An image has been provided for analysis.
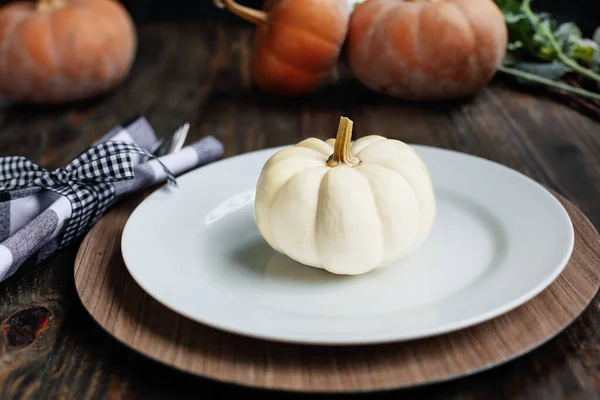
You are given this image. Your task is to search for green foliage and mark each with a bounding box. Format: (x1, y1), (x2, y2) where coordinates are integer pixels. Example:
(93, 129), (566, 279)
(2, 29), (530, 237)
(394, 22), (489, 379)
(494, 0), (600, 100)
(496, 0), (599, 70)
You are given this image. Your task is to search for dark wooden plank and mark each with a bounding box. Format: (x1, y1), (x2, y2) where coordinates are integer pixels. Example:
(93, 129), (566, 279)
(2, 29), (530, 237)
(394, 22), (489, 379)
(0, 246), (79, 399)
(0, 12), (597, 400)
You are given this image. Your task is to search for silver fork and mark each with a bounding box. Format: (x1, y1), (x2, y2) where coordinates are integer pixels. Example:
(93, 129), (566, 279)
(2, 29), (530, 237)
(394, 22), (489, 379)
(150, 123), (190, 157)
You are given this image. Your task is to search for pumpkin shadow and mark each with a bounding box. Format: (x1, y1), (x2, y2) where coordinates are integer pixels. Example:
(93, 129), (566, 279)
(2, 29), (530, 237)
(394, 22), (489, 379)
(228, 237), (350, 286)
(245, 75), (476, 115)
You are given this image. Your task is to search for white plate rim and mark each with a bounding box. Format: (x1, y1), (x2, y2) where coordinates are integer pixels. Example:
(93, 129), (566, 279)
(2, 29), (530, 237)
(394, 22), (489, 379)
(121, 144), (575, 346)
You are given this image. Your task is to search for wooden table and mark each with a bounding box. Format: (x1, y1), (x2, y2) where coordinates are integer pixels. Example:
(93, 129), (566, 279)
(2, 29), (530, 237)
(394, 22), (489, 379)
(0, 17), (599, 399)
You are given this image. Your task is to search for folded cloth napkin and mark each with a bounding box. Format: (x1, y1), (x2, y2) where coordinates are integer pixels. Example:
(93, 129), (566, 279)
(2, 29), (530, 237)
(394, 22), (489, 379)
(0, 116), (224, 283)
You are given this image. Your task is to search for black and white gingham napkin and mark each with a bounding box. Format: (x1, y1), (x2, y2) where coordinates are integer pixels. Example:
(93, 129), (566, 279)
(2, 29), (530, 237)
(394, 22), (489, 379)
(0, 116), (224, 282)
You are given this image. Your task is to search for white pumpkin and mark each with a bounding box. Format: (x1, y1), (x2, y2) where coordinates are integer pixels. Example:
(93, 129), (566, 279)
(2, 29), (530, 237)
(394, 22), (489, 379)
(254, 117), (436, 275)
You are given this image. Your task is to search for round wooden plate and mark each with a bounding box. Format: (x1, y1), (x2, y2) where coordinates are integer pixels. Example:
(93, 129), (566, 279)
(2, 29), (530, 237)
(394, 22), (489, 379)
(74, 191), (600, 393)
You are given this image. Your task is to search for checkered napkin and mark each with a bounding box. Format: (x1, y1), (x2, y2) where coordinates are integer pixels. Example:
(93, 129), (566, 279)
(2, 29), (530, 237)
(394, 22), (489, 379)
(0, 116), (224, 283)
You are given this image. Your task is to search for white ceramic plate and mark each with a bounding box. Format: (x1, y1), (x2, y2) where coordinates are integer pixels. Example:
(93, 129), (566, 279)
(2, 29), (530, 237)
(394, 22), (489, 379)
(121, 145), (574, 345)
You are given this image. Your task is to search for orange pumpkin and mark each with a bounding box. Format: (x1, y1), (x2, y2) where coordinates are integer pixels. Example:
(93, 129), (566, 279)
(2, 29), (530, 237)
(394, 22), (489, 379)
(347, 0), (508, 100)
(0, 0), (137, 104)
(215, 0), (353, 96)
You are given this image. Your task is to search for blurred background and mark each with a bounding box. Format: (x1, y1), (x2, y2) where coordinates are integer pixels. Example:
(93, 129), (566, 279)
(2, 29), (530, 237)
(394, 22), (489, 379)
(0, 0), (599, 160)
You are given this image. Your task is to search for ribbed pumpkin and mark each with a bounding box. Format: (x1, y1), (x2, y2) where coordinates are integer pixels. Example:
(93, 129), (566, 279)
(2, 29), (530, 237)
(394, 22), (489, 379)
(347, 0), (508, 100)
(215, 0), (353, 96)
(0, 0), (137, 104)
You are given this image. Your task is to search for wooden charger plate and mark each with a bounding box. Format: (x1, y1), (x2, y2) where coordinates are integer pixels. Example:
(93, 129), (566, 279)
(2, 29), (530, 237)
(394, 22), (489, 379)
(74, 191), (600, 393)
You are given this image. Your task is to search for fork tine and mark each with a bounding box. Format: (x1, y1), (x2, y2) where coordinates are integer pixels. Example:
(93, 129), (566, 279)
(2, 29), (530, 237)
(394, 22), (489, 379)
(168, 123), (190, 154)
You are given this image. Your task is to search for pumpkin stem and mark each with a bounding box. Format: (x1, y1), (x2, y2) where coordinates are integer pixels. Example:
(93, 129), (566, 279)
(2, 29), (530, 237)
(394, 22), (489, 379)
(36, 0), (67, 12)
(327, 117), (361, 168)
(213, 0), (268, 26)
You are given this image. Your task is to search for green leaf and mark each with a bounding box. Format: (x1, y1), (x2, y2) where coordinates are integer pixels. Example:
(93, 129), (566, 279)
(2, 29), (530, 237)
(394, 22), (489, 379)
(507, 41), (524, 52)
(494, 0), (521, 14)
(550, 22), (599, 65)
(512, 61), (569, 83)
(570, 39), (599, 64)
(504, 12), (527, 24)
(495, 0), (541, 59)
(553, 22), (582, 46)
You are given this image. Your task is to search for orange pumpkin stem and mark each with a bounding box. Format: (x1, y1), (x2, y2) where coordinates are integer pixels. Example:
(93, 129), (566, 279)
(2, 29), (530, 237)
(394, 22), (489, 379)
(36, 0), (67, 12)
(327, 117), (360, 168)
(213, 0), (268, 26)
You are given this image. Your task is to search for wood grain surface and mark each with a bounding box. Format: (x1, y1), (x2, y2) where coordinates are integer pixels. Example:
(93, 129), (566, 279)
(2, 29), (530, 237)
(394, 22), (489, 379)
(0, 14), (599, 399)
(73, 191), (600, 393)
